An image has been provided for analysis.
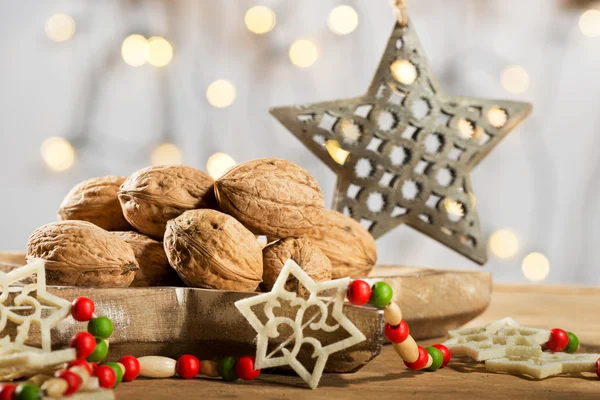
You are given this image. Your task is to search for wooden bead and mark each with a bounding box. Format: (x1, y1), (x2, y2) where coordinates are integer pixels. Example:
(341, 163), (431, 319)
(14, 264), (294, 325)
(117, 363), (126, 375)
(200, 360), (220, 377)
(138, 356), (177, 378)
(383, 302), (402, 326)
(41, 378), (68, 398)
(68, 366), (90, 387)
(392, 334), (419, 363)
(424, 354), (433, 369)
(27, 374), (52, 386)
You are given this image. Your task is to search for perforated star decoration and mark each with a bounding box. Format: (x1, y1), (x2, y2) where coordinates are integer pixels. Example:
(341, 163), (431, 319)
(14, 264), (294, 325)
(271, 19), (532, 264)
(235, 259), (366, 389)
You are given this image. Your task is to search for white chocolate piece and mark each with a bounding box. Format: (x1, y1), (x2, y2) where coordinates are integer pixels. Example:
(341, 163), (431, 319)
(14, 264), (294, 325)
(235, 259), (366, 389)
(424, 354), (433, 369)
(393, 335), (419, 363)
(200, 360), (220, 377)
(138, 356), (177, 378)
(486, 352), (600, 379)
(383, 302), (402, 326)
(41, 377), (69, 398)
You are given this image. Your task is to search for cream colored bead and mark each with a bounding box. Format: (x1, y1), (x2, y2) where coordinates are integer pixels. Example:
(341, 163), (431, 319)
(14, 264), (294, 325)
(69, 365), (90, 387)
(383, 302), (403, 326)
(28, 374), (52, 386)
(424, 354), (433, 369)
(392, 335), (419, 363)
(200, 360), (220, 377)
(41, 378), (68, 398)
(117, 362), (126, 375)
(138, 356), (177, 378)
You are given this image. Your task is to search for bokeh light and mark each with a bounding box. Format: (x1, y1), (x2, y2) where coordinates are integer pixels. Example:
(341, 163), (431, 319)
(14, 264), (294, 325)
(147, 37), (173, 67)
(207, 152), (237, 179)
(206, 80), (236, 108)
(487, 107), (508, 128)
(522, 252), (550, 282)
(289, 40), (318, 68)
(390, 60), (417, 85)
(245, 6), (276, 34)
(327, 5), (359, 35)
(501, 65), (530, 94)
(40, 137), (75, 172)
(579, 9), (600, 37)
(457, 118), (474, 139)
(151, 143), (182, 165)
(325, 140), (349, 165)
(121, 34), (149, 67)
(488, 229), (519, 259)
(45, 13), (76, 42)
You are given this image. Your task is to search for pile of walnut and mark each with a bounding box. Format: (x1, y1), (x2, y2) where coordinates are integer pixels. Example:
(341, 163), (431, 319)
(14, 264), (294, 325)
(26, 158), (377, 292)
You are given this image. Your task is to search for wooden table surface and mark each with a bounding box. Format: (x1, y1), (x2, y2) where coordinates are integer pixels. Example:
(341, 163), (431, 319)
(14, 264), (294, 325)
(116, 284), (600, 399)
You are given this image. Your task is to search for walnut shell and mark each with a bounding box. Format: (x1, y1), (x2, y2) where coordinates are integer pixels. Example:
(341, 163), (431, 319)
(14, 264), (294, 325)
(26, 221), (139, 287)
(305, 209), (377, 278)
(262, 237), (332, 295)
(111, 231), (183, 287)
(164, 209), (262, 291)
(58, 176), (133, 231)
(214, 158), (325, 238)
(118, 165), (216, 239)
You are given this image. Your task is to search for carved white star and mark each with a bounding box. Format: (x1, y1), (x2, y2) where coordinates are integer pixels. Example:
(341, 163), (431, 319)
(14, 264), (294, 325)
(235, 259), (366, 389)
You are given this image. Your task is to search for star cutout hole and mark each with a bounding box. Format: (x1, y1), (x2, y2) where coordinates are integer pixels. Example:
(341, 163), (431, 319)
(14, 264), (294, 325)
(401, 179), (421, 201)
(411, 98), (431, 120)
(366, 137), (383, 153)
(354, 158), (373, 178)
(354, 104), (373, 118)
(424, 133), (445, 154)
(448, 145), (465, 161)
(436, 167), (455, 187)
(366, 192), (385, 213)
(377, 110), (398, 132)
(346, 183), (361, 199)
(391, 206), (408, 217)
(318, 113), (338, 132)
(379, 171), (397, 187)
(389, 145), (410, 166)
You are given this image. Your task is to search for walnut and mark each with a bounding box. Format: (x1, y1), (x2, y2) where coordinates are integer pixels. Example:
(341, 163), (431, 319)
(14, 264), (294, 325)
(214, 158), (325, 238)
(58, 176), (132, 231)
(118, 165), (216, 239)
(111, 231), (183, 287)
(164, 209), (262, 291)
(305, 209), (377, 278)
(26, 221), (139, 287)
(262, 237), (332, 295)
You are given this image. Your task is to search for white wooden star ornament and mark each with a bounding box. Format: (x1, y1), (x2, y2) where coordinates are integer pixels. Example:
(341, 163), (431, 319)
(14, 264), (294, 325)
(235, 259), (366, 389)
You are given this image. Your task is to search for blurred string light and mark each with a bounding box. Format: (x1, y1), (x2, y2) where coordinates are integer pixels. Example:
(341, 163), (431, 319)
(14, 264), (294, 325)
(488, 229), (519, 259)
(206, 80), (236, 108)
(147, 37), (173, 67)
(289, 39), (318, 68)
(245, 6), (276, 34)
(457, 118), (474, 139)
(501, 65), (530, 94)
(443, 198), (464, 220)
(45, 13), (76, 42)
(122, 34), (150, 67)
(487, 107), (508, 128)
(522, 252), (550, 282)
(151, 143), (182, 165)
(579, 9), (600, 37)
(325, 140), (349, 165)
(327, 5), (359, 35)
(40, 137), (75, 172)
(206, 152), (236, 179)
(390, 60), (417, 85)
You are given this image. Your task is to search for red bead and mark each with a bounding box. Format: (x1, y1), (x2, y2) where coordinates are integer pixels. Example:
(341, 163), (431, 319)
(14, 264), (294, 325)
(71, 297), (95, 322)
(69, 331), (96, 358)
(404, 346), (430, 371)
(0, 384), (16, 400)
(68, 359), (92, 375)
(94, 365), (116, 389)
(176, 355), (200, 379)
(596, 358), (600, 378)
(384, 321), (410, 343)
(546, 328), (569, 352)
(55, 370), (82, 395)
(90, 362), (98, 373)
(347, 280), (371, 306)
(235, 355), (260, 380)
(432, 344), (451, 367)
(119, 356), (141, 382)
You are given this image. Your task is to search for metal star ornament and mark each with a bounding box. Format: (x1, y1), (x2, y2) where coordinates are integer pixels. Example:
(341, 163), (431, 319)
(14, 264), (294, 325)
(271, 19), (532, 264)
(235, 259), (366, 389)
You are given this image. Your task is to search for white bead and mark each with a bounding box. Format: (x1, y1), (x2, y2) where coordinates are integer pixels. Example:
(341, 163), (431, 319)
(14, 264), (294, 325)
(424, 353), (433, 369)
(383, 302), (402, 326)
(393, 335), (419, 363)
(138, 356), (177, 378)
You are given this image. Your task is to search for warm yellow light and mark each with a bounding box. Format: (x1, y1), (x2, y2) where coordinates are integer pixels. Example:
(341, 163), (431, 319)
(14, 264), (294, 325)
(206, 80), (236, 108)
(444, 198), (464, 220)
(147, 36), (173, 67)
(579, 9), (600, 37)
(327, 5), (359, 35)
(390, 60), (417, 85)
(487, 107), (508, 128)
(341, 120), (360, 141)
(40, 137), (75, 172)
(206, 152), (237, 179)
(245, 6), (276, 34)
(151, 143), (182, 165)
(45, 13), (76, 42)
(501, 65), (530, 94)
(325, 140), (350, 165)
(289, 40), (318, 68)
(121, 34), (149, 67)
(457, 118), (474, 139)
(522, 252), (550, 282)
(488, 230), (519, 259)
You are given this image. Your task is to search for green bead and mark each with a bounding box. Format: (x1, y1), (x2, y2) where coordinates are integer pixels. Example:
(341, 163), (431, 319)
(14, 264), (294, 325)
(218, 356), (239, 382)
(564, 332), (579, 354)
(104, 362), (124, 386)
(88, 316), (114, 339)
(87, 337), (109, 362)
(15, 383), (42, 400)
(425, 347), (444, 371)
(370, 282), (394, 308)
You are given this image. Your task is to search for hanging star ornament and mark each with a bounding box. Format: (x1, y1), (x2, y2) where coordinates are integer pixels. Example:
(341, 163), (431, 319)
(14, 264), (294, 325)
(235, 259), (366, 389)
(270, 19), (532, 264)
